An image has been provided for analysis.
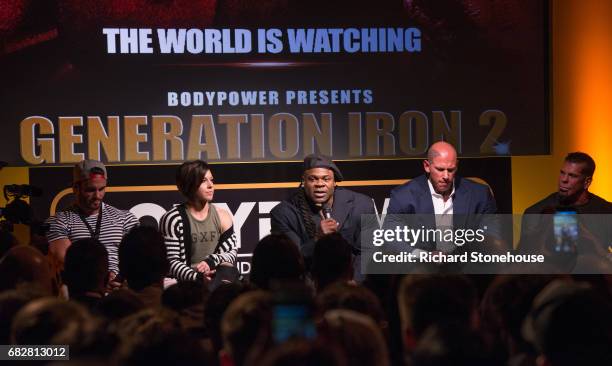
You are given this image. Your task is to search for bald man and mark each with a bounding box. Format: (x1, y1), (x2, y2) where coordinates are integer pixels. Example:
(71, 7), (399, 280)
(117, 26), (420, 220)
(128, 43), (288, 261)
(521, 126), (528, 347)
(386, 142), (497, 254)
(388, 141), (496, 214)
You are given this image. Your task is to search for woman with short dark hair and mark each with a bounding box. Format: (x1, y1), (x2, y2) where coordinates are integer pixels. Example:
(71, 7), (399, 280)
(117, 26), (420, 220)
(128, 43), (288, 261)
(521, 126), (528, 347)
(160, 160), (237, 283)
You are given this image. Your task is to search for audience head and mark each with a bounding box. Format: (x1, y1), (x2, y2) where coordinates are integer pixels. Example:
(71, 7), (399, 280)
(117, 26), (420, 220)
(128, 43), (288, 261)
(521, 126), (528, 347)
(162, 280), (208, 332)
(318, 309), (389, 366)
(11, 297), (96, 349)
(113, 307), (209, 365)
(97, 289), (145, 322)
(114, 307), (181, 343)
(204, 282), (252, 357)
(0, 288), (46, 344)
(221, 290), (273, 366)
(411, 322), (490, 366)
(260, 339), (347, 366)
(119, 226), (169, 291)
(162, 280), (207, 311)
(250, 234), (305, 290)
(311, 233), (353, 292)
(0, 245), (58, 295)
(316, 282), (386, 328)
(480, 275), (556, 360)
(64, 238), (109, 297)
(522, 280), (612, 366)
(117, 328), (210, 366)
(397, 274), (478, 351)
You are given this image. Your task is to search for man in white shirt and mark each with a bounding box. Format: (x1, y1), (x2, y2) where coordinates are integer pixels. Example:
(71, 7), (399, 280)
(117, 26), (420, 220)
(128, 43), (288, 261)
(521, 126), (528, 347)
(387, 141), (497, 254)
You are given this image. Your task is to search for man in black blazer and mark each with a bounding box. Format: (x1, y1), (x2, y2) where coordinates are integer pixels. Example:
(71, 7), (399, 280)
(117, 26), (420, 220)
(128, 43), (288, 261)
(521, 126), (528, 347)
(388, 141), (496, 215)
(386, 141), (497, 255)
(270, 154), (375, 279)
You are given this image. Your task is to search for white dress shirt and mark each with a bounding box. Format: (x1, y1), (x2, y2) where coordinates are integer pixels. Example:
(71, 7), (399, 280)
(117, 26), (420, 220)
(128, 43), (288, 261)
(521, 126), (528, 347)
(428, 179), (456, 253)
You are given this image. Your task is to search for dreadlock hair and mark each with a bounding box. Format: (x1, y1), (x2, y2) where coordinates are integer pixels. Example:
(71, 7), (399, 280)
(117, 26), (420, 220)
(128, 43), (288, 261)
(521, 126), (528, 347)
(291, 186), (317, 240)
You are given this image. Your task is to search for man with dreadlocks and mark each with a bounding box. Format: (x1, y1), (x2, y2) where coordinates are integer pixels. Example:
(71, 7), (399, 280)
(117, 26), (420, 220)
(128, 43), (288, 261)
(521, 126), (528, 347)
(270, 154), (375, 280)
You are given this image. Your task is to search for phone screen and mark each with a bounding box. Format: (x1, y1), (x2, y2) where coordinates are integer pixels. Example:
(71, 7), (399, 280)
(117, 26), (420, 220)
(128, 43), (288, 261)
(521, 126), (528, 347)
(271, 282), (316, 344)
(553, 209), (578, 253)
(272, 304), (316, 343)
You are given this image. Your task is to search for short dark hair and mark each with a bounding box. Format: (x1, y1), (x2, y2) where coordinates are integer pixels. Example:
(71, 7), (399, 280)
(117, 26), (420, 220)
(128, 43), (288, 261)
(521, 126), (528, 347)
(311, 234), (353, 291)
(564, 152), (595, 177)
(412, 323), (489, 366)
(204, 283), (252, 357)
(222, 290), (274, 366)
(119, 226), (169, 291)
(175, 160), (210, 201)
(64, 238), (108, 295)
(398, 274), (477, 338)
(525, 282), (612, 366)
(250, 234), (305, 290)
(316, 283), (386, 326)
(162, 281), (208, 312)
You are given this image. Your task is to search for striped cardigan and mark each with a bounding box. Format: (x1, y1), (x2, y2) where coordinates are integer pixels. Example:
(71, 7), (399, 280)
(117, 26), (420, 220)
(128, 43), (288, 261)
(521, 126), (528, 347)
(159, 204), (238, 282)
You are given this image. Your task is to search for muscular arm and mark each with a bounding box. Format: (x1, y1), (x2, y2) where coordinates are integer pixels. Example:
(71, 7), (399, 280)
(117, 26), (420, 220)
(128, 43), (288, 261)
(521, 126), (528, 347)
(46, 213), (72, 270)
(48, 238), (71, 269)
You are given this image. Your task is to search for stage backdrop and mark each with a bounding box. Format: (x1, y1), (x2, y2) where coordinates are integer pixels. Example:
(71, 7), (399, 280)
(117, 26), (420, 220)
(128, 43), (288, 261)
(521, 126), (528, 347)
(2, 1), (545, 270)
(2, 0), (549, 165)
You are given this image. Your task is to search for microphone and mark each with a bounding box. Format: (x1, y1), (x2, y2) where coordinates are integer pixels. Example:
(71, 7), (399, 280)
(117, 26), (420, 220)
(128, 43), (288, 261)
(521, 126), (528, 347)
(322, 205), (332, 220)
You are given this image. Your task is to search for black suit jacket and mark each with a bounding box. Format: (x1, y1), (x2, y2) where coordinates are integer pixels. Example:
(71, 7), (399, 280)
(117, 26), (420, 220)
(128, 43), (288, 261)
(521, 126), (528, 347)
(385, 175), (497, 252)
(270, 187), (375, 257)
(387, 174), (497, 215)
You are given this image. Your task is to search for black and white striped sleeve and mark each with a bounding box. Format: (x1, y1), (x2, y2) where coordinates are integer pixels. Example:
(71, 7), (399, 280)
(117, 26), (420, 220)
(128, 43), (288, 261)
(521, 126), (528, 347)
(159, 208), (199, 282)
(204, 226), (238, 269)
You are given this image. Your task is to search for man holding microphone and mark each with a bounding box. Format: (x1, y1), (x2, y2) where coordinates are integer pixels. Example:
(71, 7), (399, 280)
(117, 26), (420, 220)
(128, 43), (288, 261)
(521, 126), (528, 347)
(271, 154), (374, 280)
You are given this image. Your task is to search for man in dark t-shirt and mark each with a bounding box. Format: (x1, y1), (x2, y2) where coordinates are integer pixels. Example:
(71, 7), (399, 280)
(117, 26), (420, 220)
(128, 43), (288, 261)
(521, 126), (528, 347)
(520, 152), (611, 264)
(523, 152), (611, 215)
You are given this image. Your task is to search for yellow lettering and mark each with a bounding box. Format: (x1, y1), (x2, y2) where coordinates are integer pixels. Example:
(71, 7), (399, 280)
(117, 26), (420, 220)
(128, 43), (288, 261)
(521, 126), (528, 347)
(59, 117), (84, 163)
(20, 116), (55, 164)
(269, 113), (299, 159)
(303, 113), (332, 156)
(124, 116), (149, 161)
(87, 116), (120, 162)
(187, 115), (220, 160)
(152, 115), (184, 161)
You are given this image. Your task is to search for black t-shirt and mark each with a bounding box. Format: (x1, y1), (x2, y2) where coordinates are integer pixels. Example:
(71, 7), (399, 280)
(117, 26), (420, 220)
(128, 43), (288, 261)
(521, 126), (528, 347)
(521, 193), (612, 261)
(524, 192), (612, 214)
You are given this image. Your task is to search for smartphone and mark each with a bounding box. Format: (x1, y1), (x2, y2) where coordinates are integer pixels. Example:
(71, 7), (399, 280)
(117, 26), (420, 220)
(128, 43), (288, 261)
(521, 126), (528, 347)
(553, 209), (578, 254)
(271, 281), (316, 344)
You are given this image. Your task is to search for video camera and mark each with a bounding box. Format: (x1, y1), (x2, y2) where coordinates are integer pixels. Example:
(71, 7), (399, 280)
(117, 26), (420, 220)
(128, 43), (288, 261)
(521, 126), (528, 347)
(0, 162), (43, 232)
